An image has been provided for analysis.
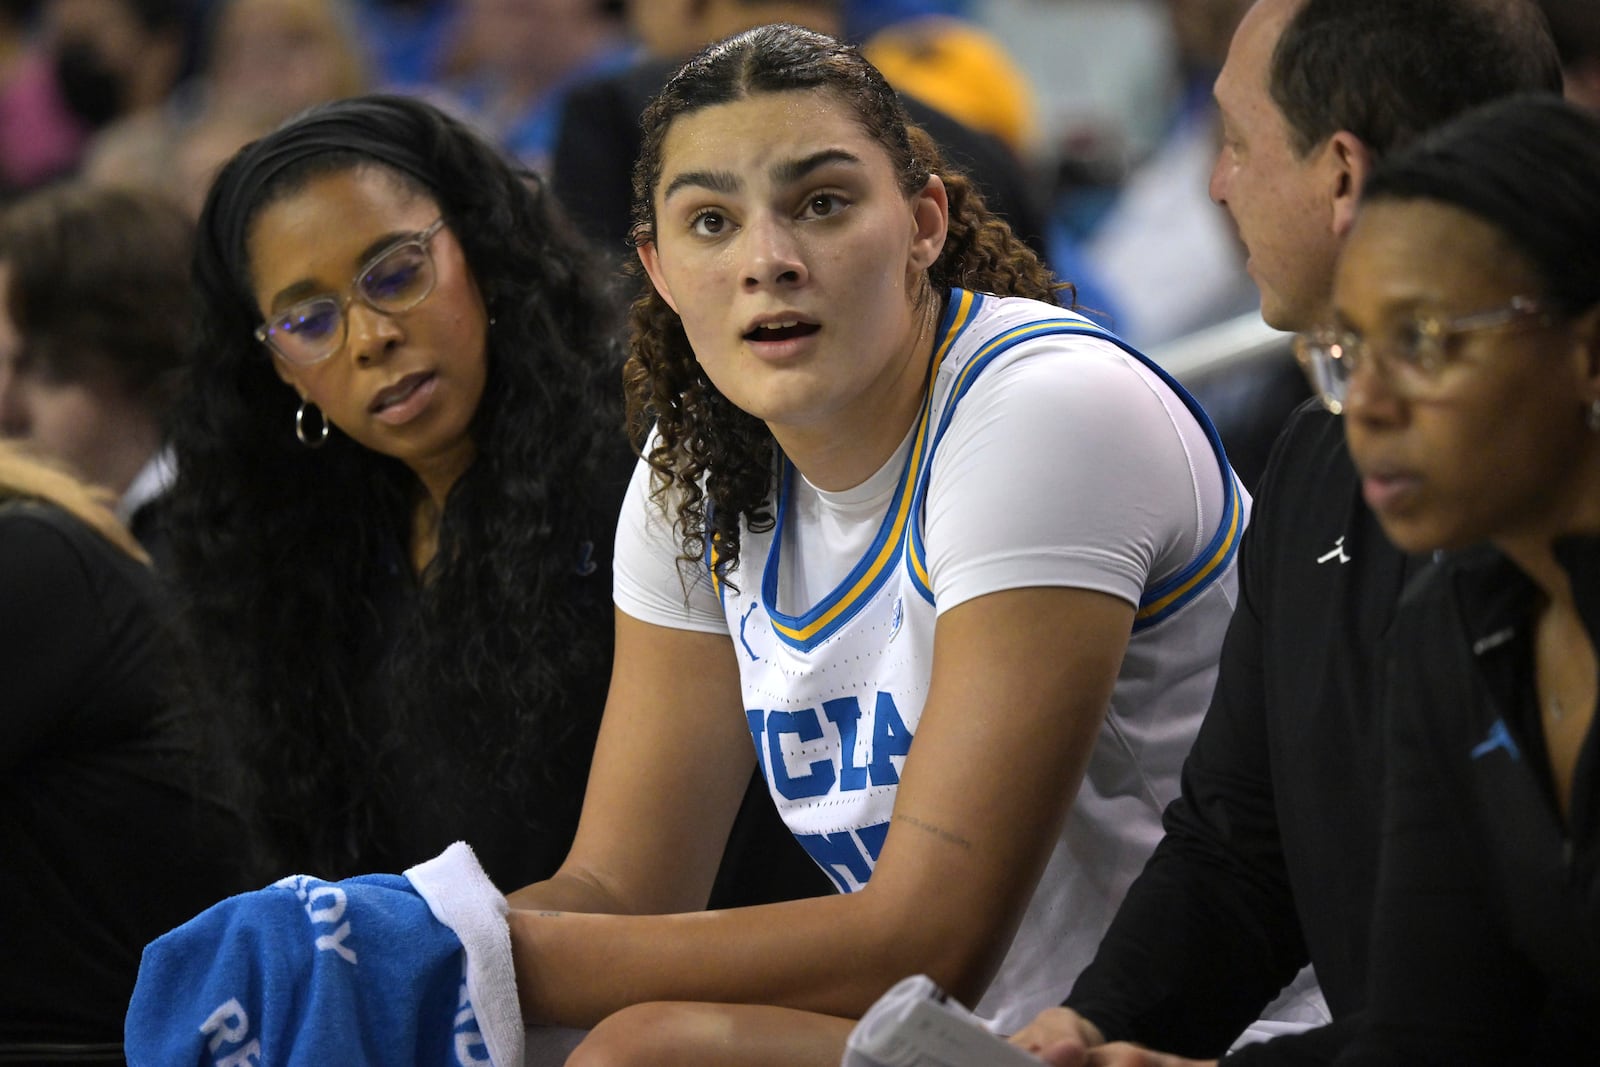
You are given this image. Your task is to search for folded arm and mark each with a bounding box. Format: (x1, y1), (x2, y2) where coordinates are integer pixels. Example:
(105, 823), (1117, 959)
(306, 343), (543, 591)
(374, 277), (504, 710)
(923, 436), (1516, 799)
(509, 587), (1132, 1027)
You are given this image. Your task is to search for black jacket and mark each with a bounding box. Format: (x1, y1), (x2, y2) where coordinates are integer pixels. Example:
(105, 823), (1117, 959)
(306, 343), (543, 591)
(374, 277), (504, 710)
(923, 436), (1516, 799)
(1337, 538), (1600, 1065)
(0, 501), (251, 1050)
(1064, 400), (1423, 1065)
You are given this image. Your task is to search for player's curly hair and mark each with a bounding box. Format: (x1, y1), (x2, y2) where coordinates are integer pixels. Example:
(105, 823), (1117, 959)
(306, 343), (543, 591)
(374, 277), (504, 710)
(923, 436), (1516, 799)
(167, 95), (629, 881)
(623, 24), (1068, 584)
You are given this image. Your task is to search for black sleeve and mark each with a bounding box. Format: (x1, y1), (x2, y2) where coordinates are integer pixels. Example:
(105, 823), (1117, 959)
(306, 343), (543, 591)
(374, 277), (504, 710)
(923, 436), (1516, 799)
(1063, 423), (1316, 1059)
(0, 508), (115, 773)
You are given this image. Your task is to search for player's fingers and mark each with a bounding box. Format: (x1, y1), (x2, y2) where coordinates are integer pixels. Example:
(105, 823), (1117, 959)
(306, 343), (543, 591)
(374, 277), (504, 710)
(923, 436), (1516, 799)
(1009, 1007), (1098, 1052)
(1085, 1043), (1210, 1067)
(1032, 1038), (1094, 1067)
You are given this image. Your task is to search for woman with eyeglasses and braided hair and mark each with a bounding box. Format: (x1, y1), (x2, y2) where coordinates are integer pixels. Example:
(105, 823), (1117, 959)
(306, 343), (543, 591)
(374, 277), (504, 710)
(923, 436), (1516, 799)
(1315, 94), (1600, 1065)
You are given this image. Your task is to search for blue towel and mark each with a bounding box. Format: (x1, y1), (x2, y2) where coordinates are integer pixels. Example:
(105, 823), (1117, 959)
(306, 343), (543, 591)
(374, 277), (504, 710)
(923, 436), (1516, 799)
(125, 842), (523, 1066)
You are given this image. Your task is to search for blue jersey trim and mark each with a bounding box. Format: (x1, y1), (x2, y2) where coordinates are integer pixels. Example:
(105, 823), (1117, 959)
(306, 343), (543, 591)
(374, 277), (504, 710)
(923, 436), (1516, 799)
(719, 287), (1239, 646)
(901, 301), (1241, 632)
(758, 288), (980, 653)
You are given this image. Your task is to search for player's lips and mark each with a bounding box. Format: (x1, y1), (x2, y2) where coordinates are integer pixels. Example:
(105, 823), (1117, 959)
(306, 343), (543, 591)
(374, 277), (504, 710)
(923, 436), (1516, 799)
(369, 370), (437, 423)
(742, 313), (820, 343)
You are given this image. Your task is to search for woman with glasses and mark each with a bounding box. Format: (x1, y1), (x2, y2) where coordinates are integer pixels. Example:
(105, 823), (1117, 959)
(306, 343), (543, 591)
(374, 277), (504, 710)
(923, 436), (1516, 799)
(161, 94), (632, 889)
(1310, 94), (1600, 1064)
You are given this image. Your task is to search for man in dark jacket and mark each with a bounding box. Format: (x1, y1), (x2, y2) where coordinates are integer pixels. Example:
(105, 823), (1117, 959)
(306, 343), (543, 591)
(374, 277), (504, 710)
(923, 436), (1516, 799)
(1010, 2), (1563, 1065)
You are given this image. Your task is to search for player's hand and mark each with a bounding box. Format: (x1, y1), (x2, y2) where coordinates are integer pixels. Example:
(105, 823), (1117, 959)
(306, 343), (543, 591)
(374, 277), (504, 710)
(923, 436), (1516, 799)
(1009, 1006), (1105, 1064)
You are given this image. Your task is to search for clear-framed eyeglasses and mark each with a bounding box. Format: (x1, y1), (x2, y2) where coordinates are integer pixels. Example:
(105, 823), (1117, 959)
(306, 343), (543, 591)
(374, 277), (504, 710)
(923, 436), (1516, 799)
(1293, 296), (1553, 414)
(255, 218), (447, 366)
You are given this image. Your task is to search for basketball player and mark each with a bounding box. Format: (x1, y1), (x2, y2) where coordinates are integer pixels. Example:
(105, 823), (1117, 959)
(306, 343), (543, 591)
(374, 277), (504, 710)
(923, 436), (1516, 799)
(506, 24), (1247, 1065)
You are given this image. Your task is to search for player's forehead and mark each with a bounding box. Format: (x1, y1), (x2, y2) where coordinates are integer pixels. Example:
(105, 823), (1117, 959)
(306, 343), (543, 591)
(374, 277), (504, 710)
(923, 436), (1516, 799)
(656, 91), (890, 197)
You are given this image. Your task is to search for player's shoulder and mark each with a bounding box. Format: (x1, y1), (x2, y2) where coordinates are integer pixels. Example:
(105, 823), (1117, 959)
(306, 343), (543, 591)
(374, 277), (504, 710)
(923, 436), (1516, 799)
(941, 290), (1130, 374)
(960, 289), (1100, 334)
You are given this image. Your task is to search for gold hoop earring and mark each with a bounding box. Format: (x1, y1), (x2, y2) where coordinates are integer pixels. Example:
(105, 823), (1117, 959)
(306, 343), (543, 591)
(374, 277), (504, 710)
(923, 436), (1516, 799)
(296, 400), (330, 448)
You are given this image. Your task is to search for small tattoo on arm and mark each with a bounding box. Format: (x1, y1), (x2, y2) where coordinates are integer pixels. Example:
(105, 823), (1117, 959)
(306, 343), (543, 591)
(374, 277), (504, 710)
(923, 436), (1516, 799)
(536, 911), (565, 918)
(893, 813), (973, 851)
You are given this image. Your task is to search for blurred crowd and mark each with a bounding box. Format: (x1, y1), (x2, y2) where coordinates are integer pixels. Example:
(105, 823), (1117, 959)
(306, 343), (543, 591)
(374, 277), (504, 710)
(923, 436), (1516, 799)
(1, 0), (1592, 358)
(2, 0), (1593, 465)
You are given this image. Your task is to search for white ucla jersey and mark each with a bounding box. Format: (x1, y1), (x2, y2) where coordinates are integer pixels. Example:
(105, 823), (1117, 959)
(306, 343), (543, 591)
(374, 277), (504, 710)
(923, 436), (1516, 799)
(708, 289), (1246, 1033)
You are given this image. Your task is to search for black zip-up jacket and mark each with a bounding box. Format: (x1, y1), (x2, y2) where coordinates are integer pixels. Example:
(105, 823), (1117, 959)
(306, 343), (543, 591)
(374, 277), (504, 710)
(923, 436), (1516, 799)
(1, 501), (252, 1053)
(1064, 400), (1422, 1065)
(1336, 538), (1600, 1065)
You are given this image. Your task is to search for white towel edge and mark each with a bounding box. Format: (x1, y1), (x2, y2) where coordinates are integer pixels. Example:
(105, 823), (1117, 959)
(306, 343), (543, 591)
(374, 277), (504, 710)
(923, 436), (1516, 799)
(406, 841), (525, 1067)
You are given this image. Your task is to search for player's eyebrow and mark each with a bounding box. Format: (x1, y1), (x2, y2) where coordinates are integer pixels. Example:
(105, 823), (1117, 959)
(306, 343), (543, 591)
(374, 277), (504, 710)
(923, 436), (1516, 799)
(772, 149), (863, 187)
(661, 149), (864, 202)
(662, 168), (740, 202)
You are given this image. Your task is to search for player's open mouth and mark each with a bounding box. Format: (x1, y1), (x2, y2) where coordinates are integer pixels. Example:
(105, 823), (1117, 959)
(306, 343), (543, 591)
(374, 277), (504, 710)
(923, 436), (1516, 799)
(744, 320), (820, 342)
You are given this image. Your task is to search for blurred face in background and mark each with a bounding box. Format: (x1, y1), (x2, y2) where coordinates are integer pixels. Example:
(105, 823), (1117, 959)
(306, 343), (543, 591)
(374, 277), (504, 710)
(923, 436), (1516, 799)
(626, 0), (700, 59)
(455, 0), (610, 85)
(45, 0), (184, 124)
(171, 1), (369, 219)
(206, 0), (367, 123)
(0, 263), (161, 498)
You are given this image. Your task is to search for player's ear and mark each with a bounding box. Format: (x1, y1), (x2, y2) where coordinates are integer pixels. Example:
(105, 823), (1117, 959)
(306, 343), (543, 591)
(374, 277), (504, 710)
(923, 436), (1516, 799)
(636, 238), (680, 315)
(908, 174), (948, 273)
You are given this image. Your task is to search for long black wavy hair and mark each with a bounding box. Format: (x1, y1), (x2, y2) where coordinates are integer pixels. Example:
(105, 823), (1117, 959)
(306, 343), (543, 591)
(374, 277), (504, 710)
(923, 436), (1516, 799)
(623, 24), (1068, 583)
(167, 94), (628, 879)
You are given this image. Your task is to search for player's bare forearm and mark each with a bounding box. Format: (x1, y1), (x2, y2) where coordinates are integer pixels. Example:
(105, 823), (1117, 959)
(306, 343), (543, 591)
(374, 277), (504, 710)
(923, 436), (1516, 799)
(510, 589), (1132, 1027)
(511, 884), (951, 1026)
